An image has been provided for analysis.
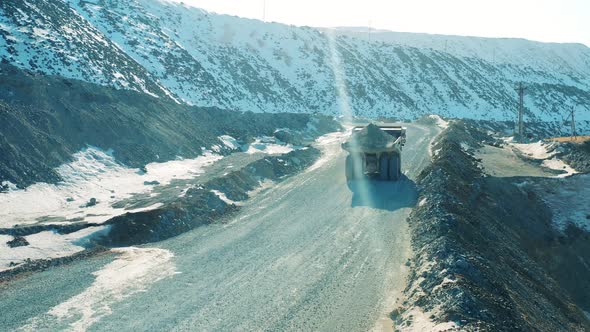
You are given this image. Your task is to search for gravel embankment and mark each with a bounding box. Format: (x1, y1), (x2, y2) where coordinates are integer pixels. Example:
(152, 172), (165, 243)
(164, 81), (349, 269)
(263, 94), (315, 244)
(102, 147), (322, 246)
(396, 120), (590, 331)
(560, 141), (590, 173)
(0, 62), (338, 190)
(0, 146), (323, 281)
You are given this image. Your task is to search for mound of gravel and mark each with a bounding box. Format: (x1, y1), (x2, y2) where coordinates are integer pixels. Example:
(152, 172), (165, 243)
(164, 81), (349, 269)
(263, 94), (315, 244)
(347, 123), (396, 149)
(560, 141), (590, 173)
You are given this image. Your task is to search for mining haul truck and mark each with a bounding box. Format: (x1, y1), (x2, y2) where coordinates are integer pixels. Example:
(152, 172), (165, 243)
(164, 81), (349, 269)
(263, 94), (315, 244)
(341, 123), (407, 181)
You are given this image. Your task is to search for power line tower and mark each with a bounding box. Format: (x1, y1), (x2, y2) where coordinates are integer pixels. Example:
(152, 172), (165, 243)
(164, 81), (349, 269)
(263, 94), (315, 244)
(516, 83), (526, 139)
(565, 109), (577, 141)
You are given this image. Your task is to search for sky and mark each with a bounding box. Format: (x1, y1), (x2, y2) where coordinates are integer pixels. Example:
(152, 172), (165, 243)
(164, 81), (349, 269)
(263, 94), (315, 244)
(174, 0), (590, 46)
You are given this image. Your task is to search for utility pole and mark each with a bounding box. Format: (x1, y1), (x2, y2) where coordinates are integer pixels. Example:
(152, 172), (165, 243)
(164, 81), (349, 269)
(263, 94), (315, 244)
(516, 83), (526, 139)
(572, 110), (576, 141)
(565, 109), (577, 141)
(368, 20), (372, 42)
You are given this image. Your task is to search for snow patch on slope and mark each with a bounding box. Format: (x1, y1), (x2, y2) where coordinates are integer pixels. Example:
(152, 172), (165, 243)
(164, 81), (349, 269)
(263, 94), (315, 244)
(398, 307), (458, 332)
(333, 28), (590, 79)
(219, 135), (240, 150)
(0, 226), (109, 272)
(429, 115), (449, 129)
(508, 140), (577, 177)
(1, 180), (18, 191)
(418, 197), (428, 207)
(0, 147), (222, 228)
(242, 137), (295, 155)
(511, 140), (557, 159)
(541, 158), (578, 177)
(211, 189), (240, 206)
(0, 0), (167, 97)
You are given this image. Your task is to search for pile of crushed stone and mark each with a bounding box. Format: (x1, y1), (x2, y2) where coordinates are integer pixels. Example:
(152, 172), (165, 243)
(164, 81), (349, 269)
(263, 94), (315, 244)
(348, 124), (396, 149)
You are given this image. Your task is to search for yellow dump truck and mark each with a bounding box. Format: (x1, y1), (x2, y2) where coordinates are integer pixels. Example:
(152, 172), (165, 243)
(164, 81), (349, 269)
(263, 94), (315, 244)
(341, 124), (407, 181)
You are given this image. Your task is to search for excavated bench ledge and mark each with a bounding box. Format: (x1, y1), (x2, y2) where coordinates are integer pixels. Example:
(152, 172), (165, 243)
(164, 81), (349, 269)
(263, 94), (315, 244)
(395, 120), (590, 331)
(0, 147), (322, 281)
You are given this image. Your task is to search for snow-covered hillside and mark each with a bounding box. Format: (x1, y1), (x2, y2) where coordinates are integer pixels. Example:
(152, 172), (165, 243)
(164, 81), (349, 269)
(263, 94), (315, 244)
(1, 0), (589, 121)
(333, 27), (590, 79)
(0, 0), (172, 98)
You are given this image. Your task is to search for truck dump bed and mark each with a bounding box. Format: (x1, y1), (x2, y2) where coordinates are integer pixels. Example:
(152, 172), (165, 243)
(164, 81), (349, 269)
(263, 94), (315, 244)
(343, 124), (406, 154)
(342, 123), (407, 181)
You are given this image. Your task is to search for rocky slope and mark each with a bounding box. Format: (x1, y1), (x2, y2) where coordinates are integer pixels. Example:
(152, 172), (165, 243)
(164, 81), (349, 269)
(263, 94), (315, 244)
(0, 0), (171, 98)
(396, 119), (590, 331)
(0, 62), (338, 189)
(1, 0), (589, 121)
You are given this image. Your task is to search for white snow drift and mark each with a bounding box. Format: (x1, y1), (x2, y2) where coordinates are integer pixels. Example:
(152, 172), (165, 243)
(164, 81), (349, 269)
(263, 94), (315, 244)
(19, 247), (177, 332)
(508, 140), (578, 177)
(0, 147), (222, 228)
(0, 226), (109, 272)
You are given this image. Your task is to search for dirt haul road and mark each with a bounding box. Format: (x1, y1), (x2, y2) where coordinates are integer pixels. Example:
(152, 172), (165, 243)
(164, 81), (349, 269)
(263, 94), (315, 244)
(0, 123), (439, 332)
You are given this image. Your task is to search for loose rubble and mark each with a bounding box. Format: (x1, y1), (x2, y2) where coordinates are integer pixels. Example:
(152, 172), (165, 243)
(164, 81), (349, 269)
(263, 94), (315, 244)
(347, 123), (397, 149)
(396, 120), (590, 331)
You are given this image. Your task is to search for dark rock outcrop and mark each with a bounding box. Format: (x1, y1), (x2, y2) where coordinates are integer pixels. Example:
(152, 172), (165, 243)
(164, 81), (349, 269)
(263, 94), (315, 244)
(560, 141), (590, 173)
(6, 236), (28, 248)
(84, 198), (97, 207)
